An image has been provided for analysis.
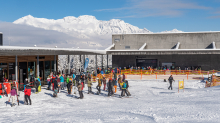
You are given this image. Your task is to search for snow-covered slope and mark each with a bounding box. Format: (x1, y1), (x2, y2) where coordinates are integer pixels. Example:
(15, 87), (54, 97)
(13, 15), (151, 39)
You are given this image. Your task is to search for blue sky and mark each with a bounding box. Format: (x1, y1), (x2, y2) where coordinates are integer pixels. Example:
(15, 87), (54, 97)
(0, 0), (220, 32)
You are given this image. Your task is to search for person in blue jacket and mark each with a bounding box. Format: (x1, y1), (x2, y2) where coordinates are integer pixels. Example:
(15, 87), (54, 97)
(60, 75), (65, 90)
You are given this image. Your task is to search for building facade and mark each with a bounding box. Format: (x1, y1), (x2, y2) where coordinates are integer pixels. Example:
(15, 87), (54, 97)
(109, 32), (220, 70)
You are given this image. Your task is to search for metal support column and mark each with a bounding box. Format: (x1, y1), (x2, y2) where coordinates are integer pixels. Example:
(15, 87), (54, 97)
(95, 55), (97, 75)
(68, 55), (70, 74)
(101, 55), (103, 69)
(80, 55), (81, 73)
(54, 55), (56, 73)
(37, 55), (39, 77)
(107, 55), (108, 68)
(15, 55), (18, 82)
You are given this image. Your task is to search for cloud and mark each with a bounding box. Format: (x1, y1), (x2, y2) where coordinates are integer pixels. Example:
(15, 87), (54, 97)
(0, 22), (109, 49)
(95, 0), (210, 18)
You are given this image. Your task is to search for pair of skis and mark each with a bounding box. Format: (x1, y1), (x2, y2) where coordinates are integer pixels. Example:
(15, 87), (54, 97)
(6, 96), (19, 107)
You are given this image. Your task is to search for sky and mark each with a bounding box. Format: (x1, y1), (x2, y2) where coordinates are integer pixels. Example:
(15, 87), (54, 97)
(0, 0), (220, 32)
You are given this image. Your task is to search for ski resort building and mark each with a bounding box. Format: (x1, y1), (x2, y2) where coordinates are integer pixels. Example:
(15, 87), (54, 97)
(107, 32), (220, 70)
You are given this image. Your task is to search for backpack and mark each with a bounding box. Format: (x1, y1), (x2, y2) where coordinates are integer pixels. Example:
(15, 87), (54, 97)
(122, 82), (127, 88)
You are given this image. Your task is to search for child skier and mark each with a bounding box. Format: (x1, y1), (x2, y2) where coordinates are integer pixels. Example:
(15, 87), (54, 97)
(24, 84), (31, 105)
(9, 85), (18, 107)
(121, 80), (129, 97)
(77, 82), (83, 99)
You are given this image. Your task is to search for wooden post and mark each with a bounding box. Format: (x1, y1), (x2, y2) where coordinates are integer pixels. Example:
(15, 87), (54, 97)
(187, 74), (188, 80)
(156, 73), (157, 79)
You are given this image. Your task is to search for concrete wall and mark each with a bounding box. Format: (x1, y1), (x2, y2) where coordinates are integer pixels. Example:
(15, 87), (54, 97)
(112, 32), (220, 50)
(112, 54), (220, 70)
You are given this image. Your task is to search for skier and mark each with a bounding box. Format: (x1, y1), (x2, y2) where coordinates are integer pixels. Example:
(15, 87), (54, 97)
(53, 75), (59, 97)
(122, 73), (126, 81)
(103, 77), (106, 91)
(121, 80), (129, 97)
(24, 84), (31, 105)
(96, 78), (102, 94)
(108, 78), (113, 96)
(125, 80), (131, 96)
(118, 75), (122, 91)
(87, 76), (92, 94)
(66, 75), (72, 94)
(168, 75), (174, 90)
(113, 78), (117, 93)
(9, 85), (18, 106)
(35, 78), (39, 94)
(60, 75), (64, 90)
(77, 82), (83, 99)
(47, 75), (51, 90)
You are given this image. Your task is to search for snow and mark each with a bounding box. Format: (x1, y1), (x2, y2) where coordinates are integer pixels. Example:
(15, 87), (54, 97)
(1, 79), (220, 122)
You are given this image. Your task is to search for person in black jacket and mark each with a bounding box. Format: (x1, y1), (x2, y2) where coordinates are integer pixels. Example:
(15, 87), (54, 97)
(168, 75), (174, 90)
(35, 78), (39, 94)
(53, 76), (59, 97)
(24, 78), (28, 91)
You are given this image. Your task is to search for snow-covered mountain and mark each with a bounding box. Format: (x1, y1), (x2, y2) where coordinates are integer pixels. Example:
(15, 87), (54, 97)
(161, 29), (183, 33)
(13, 15), (152, 39)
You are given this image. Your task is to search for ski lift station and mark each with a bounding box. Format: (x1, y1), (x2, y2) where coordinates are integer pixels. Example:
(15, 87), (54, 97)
(0, 31), (220, 88)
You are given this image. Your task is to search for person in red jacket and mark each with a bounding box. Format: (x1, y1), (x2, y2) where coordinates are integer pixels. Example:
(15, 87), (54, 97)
(24, 84), (32, 105)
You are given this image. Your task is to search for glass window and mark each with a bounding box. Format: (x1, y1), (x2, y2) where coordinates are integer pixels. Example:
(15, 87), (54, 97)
(51, 61), (54, 72)
(28, 62), (35, 82)
(125, 46), (130, 49)
(0, 63), (8, 82)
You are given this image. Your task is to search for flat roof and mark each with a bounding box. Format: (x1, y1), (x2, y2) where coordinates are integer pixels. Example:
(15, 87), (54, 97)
(112, 31), (220, 35)
(0, 46), (106, 56)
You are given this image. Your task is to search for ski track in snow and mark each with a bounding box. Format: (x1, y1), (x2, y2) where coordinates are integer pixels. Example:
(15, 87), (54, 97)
(1, 79), (220, 123)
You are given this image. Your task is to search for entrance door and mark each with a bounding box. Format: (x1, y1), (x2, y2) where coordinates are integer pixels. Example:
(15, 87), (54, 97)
(19, 62), (27, 90)
(136, 59), (157, 68)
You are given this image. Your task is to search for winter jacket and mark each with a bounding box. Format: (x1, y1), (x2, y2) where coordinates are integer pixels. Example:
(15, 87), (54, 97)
(87, 80), (92, 87)
(10, 89), (17, 96)
(98, 79), (102, 87)
(114, 73), (117, 79)
(60, 76), (64, 82)
(24, 86), (31, 96)
(103, 79), (106, 85)
(81, 82), (84, 90)
(66, 77), (70, 84)
(168, 76), (174, 82)
(24, 80), (28, 85)
(72, 74), (76, 80)
(78, 84), (82, 91)
(121, 82), (127, 89)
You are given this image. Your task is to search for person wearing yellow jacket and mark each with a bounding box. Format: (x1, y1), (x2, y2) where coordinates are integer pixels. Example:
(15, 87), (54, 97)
(96, 78), (102, 94)
(121, 80), (129, 97)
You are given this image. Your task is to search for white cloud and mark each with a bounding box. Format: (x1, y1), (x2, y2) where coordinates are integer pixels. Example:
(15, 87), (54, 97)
(0, 22), (108, 49)
(96, 0), (210, 18)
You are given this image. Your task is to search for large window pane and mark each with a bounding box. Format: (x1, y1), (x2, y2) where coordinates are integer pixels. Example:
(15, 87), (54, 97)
(45, 61), (50, 81)
(28, 62), (35, 82)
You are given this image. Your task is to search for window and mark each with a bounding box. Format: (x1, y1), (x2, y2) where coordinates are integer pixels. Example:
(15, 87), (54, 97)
(125, 46), (130, 49)
(114, 39), (120, 42)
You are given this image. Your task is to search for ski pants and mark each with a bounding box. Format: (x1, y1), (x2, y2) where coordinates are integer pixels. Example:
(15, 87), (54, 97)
(88, 87), (92, 93)
(11, 96), (16, 104)
(47, 82), (51, 90)
(168, 82), (173, 90)
(126, 89), (131, 96)
(25, 95), (31, 105)
(61, 82), (65, 90)
(96, 86), (101, 93)
(35, 83), (39, 92)
(79, 91), (83, 99)
(108, 86), (113, 96)
(114, 85), (117, 93)
(121, 89), (129, 97)
(67, 83), (72, 94)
